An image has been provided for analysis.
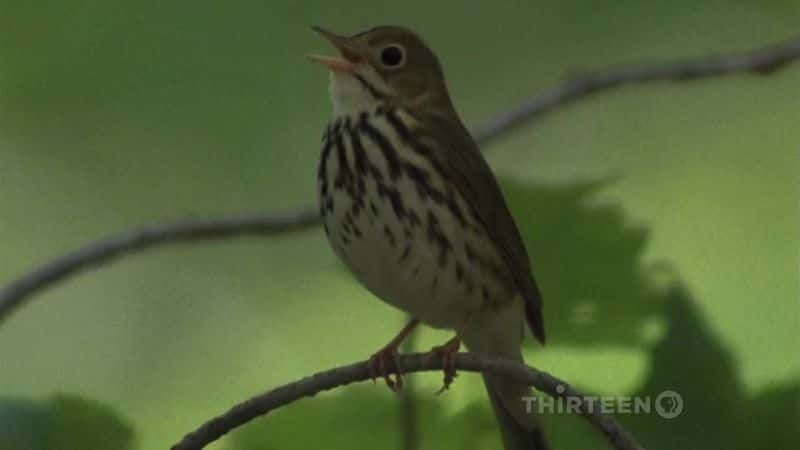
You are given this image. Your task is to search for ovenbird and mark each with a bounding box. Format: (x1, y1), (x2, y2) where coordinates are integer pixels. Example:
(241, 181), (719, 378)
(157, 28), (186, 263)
(309, 25), (547, 450)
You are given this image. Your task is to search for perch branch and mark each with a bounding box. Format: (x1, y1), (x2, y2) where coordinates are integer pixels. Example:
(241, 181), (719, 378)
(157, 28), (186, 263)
(170, 353), (644, 450)
(2, 35), (799, 323)
(398, 319), (420, 450)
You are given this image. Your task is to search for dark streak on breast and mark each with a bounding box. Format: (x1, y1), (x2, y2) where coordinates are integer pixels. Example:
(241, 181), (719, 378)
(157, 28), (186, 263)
(426, 211), (451, 267)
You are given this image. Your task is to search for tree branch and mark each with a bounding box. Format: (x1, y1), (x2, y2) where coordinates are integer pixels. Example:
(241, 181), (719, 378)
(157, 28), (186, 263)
(471, 35), (800, 144)
(170, 353), (644, 450)
(2, 35), (799, 323)
(0, 211), (319, 322)
(398, 320), (420, 450)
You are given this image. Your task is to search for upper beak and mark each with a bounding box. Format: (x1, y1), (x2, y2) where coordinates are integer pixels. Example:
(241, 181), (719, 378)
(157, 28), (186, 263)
(307, 26), (364, 72)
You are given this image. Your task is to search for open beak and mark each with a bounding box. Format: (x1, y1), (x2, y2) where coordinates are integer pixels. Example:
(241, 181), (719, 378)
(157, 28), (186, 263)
(307, 26), (364, 73)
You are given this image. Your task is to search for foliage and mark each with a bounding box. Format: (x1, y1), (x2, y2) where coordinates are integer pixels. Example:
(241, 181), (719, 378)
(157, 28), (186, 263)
(0, 0), (797, 449)
(0, 395), (135, 450)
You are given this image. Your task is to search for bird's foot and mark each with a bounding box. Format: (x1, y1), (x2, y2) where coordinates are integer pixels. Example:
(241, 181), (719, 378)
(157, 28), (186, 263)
(368, 319), (420, 392)
(427, 336), (461, 394)
(369, 344), (404, 391)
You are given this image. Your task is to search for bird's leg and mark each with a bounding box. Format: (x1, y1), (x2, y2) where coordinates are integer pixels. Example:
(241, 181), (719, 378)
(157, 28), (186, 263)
(369, 319), (420, 392)
(427, 335), (462, 394)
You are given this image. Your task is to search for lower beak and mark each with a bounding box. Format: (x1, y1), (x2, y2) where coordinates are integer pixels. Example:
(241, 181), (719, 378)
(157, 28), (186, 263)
(308, 26), (363, 73)
(306, 54), (357, 72)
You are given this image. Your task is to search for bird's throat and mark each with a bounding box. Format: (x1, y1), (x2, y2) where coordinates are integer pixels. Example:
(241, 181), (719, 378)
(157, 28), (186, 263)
(329, 71), (382, 116)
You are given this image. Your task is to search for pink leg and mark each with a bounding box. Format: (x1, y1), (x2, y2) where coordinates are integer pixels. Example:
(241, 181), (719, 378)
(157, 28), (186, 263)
(369, 319), (420, 391)
(427, 336), (462, 394)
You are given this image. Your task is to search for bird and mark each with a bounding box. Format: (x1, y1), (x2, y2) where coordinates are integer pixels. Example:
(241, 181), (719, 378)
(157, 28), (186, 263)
(309, 25), (548, 450)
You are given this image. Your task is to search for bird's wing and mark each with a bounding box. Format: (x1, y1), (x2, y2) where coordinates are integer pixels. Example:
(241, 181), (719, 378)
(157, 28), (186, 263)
(419, 111), (545, 343)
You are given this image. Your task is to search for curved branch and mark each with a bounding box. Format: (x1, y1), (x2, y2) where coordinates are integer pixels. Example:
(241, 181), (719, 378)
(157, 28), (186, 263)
(0, 210), (319, 322)
(472, 35), (800, 144)
(398, 322), (420, 450)
(171, 353), (644, 450)
(2, 35), (799, 323)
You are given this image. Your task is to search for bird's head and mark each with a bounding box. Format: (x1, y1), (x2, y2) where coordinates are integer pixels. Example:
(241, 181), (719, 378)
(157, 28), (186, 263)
(308, 25), (451, 116)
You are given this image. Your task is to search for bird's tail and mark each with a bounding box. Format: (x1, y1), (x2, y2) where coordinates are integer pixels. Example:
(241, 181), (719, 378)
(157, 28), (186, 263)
(462, 301), (549, 450)
(482, 369), (549, 450)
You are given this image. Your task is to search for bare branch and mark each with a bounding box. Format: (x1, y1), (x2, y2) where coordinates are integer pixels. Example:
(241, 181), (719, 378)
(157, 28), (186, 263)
(472, 36), (800, 144)
(0, 211), (319, 322)
(2, 35), (799, 323)
(170, 353), (644, 450)
(398, 320), (420, 450)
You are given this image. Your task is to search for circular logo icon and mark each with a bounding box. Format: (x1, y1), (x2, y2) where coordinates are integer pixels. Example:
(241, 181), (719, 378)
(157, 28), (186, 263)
(655, 390), (683, 419)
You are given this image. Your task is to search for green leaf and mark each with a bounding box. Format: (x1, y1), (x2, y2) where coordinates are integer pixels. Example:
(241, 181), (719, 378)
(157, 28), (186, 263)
(0, 394), (135, 450)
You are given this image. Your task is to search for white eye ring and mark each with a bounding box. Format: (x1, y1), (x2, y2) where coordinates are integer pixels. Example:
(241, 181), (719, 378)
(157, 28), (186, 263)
(379, 44), (405, 68)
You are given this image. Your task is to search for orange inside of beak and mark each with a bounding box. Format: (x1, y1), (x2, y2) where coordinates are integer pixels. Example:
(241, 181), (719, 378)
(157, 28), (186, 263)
(308, 26), (364, 72)
(306, 54), (357, 72)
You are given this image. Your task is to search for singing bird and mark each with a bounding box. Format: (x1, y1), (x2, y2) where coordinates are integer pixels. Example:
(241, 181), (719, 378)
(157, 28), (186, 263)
(309, 26), (548, 450)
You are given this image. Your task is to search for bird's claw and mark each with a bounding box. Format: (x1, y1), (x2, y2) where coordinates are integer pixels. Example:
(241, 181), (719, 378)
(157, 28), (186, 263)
(427, 336), (461, 394)
(369, 345), (404, 392)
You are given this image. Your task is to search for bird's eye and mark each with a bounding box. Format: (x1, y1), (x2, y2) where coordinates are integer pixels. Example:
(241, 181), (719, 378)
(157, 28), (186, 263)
(380, 45), (405, 68)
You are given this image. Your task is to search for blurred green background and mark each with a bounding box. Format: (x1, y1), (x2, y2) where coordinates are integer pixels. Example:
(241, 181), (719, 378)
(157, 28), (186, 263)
(1, 0), (798, 449)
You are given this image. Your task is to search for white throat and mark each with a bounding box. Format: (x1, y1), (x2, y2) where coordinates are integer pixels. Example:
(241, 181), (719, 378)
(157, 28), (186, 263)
(328, 71), (382, 116)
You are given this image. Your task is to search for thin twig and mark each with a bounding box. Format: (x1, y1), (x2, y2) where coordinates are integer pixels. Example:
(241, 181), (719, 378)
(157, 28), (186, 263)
(2, 35), (799, 323)
(170, 353), (644, 450)
(0, 211), (319, 322)
(471, 36), (800, 144)
(398, 319), (419, 450)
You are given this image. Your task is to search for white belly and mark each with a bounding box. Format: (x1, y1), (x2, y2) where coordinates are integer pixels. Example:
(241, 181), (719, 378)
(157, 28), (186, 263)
(318, 106), (514, 330)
